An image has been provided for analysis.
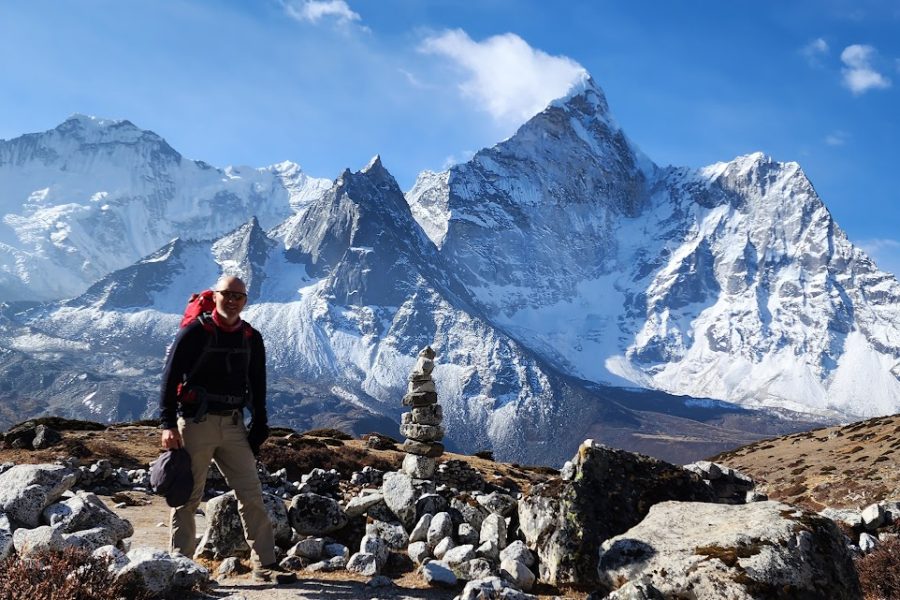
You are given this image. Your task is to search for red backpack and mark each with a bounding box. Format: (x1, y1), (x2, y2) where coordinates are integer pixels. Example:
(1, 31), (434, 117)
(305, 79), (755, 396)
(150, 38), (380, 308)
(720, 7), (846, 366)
(180, 290), (216, 328)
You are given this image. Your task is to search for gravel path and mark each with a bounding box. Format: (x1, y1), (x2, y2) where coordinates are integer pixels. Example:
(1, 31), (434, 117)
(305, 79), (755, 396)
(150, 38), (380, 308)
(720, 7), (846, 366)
(108, 494), (460, 600)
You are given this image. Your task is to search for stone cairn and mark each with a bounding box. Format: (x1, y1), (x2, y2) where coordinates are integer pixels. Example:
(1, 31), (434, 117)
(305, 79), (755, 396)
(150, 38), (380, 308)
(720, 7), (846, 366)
(399, 346), (444, 479)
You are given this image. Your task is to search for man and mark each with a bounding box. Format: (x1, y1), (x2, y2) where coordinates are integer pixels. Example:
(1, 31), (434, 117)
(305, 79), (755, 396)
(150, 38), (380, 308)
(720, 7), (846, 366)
(160, 275), (296, 585)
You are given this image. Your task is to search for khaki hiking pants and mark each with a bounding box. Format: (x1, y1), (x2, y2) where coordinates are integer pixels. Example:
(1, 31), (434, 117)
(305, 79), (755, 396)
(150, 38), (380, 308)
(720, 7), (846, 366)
(170, 411), (276, 565)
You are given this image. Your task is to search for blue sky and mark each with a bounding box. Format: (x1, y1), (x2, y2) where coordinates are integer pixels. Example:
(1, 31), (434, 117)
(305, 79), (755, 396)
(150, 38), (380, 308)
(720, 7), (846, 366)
(1, 0), (898, 275)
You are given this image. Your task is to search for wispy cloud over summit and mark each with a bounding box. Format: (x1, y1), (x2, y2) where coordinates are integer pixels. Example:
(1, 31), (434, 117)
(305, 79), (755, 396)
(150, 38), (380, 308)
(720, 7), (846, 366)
(420, 30), (586, 126)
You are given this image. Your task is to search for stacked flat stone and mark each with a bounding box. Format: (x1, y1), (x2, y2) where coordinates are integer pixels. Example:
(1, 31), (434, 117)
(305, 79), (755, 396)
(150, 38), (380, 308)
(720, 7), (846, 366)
(399, 346), (444, 478)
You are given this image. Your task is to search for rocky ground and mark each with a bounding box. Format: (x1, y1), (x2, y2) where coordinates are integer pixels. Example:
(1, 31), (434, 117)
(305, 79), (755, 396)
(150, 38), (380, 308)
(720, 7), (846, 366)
(2, 415), (899, 599)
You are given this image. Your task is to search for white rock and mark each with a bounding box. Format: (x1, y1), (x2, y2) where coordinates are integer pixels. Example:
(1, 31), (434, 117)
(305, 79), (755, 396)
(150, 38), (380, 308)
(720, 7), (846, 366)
(289, 536), (325, 560)
(346, 552), (379, 576)
(360, 534), (389, 569)
(501, 557), (536, 591)
(861, 503), (886, 530)
(859, 532), (879, 553)
(427, 511), (454, 549)
(442, 543), (475, 567)
(422, 560), (457, 586)
(12, 525), (66, 557)
(408, 540), (430, 564)
(500, 540), (536, 568)
(479, 513), (507, 549)
(410, 513), (432, 543)
(433, 536), (456, 560)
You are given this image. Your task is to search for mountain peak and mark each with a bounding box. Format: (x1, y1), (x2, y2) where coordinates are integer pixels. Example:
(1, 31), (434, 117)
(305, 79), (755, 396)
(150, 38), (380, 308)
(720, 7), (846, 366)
(548, 72), (610, 119)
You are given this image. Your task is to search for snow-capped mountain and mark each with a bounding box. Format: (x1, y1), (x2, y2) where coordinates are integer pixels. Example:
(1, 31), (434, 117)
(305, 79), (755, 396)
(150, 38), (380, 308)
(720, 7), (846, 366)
(1, 75), (898, 464)
(407, 75), (900, 420)
(0, 114), (330, 301)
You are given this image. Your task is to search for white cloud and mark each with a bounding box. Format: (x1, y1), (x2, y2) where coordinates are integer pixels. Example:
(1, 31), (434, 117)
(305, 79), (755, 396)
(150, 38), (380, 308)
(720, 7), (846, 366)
(825, 130), (848, 146)
(420, 30), (587, 125)
(840, 44), (891, 95)
(283, 0), (361, 26)
(858, 238), (900, 277)
(442, 150), (476, 170)
(801, 38), (829, 67)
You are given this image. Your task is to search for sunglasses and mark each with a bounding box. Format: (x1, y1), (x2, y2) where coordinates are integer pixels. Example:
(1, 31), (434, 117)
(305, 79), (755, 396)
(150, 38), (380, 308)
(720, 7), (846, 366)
(216, 290), (248, 301)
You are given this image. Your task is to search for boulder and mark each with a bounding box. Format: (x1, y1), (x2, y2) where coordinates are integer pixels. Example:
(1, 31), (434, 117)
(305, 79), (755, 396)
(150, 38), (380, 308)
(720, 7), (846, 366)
(433, 536), (456, 560)
(416, 493), (449, 520)
(500, 540), (535, 568)
(479, 513), (507, 550)
(62, 526), (117, 553)
(288, 492), (348, 536)
(427, 511), (454, 549)
(597, 500), (861, 599)
(288, 536), (325, 560)
(442, 543), (476, 567)
(402, 454), (437, 478)
(0, 464), (77, 527)
(454, 557), (494, 582)
(859, 532), (879, 553)
(32, 425), (63, 450)
(457, 576), (537, 600)
(382, 472), (417, 530)
(196, 491), (292, 559)
(410, 513), (432, 543)
(408, 540), (430, 564)
(42, 491), (134, 543)
(360, 534), (390, 569)
(477, 491), (517, 517)
(457, 522), (480, 545)
(861, 502), (886, 530)
(117, 548), (209, 595)
(344, 492), (383, 518)
(422, 560), (457, 586)
(347, 552), (379, 576)
(520, 440), (715, 585)
(501, 557), (536, 591)
(0, 513), (13, 560)
(452, 495), (490, 532)
(323, 542), (349, 560)
(367, 518), (409, 549)
(12, 525), (66, 557)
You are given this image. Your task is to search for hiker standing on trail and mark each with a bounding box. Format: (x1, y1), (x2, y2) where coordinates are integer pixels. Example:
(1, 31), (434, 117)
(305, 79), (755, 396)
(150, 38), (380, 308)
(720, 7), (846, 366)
(159, 274), (296, 585)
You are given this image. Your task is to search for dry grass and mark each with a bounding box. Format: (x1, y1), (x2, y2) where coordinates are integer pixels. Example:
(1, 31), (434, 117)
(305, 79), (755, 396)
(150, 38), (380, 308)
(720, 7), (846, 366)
(712, 413), (900, 509)
(857, 537), (900, 599)
(0, 548), (150, 600)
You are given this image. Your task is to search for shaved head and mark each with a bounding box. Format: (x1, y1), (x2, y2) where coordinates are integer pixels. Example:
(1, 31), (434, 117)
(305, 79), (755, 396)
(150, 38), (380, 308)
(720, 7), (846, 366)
(216, 275), (247, 293)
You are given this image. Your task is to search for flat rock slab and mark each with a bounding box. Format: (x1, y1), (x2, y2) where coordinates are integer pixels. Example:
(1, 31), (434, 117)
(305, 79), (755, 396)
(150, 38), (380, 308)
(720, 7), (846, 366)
(597, 500), (862, 599)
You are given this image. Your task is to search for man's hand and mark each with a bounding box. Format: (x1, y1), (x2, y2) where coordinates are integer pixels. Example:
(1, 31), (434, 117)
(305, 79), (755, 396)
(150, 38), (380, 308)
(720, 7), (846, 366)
(247, 422), (269, 457)
(161, 428), (183, 450)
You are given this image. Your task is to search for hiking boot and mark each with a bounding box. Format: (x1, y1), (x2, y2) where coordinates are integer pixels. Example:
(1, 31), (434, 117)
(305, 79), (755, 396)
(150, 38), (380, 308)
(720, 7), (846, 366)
(252, 563), (298, 585)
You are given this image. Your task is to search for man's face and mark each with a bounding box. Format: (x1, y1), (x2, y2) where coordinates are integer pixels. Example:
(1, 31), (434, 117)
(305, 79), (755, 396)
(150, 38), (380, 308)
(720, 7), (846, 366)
(214, 280), (248, 320)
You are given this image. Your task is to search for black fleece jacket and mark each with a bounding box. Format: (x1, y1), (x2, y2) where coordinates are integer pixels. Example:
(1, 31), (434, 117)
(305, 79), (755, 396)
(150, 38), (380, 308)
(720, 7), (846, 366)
(159, 320), (267, 429)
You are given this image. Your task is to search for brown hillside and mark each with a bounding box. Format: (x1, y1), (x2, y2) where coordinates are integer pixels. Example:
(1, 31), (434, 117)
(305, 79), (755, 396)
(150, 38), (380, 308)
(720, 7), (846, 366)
(712, 413), (900, 510)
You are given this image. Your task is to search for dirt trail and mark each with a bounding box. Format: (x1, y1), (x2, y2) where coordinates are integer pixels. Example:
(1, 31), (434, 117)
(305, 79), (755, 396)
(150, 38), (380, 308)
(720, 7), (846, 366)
(108, 494), (463, 600)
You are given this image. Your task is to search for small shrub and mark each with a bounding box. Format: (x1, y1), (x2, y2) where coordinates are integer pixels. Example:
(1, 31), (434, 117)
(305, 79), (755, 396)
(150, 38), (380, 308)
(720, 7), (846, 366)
(857, 537), (900, 599)
(473, 449), (495, 461)
(259, 441), (399, 480)
(0, 547), (150, 600)
(301, 428), (353, 440)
